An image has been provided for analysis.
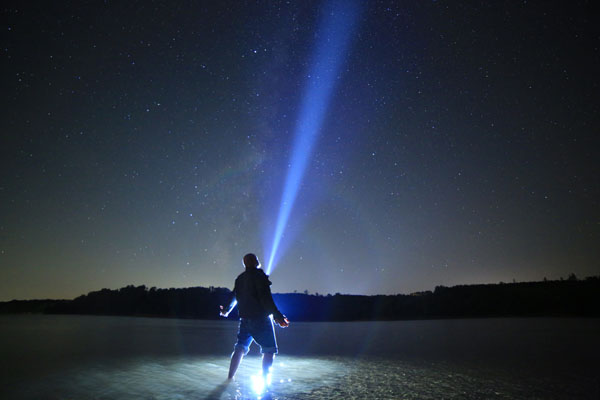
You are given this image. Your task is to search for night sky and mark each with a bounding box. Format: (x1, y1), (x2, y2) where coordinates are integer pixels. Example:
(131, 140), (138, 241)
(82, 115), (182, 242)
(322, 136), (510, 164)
(1, 1), (598, 301)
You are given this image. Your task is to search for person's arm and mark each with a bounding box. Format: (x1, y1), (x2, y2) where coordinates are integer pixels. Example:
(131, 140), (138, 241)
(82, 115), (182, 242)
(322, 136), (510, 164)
(256, 272), (289, 327)
(219, 288), (237, 317)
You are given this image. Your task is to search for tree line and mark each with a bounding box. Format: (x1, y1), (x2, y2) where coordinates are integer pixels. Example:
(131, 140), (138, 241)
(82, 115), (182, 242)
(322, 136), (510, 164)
(1, 277), (598, 321)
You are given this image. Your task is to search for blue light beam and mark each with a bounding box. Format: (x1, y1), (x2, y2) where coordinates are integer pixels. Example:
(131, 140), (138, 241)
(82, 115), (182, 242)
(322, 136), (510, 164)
(266, 0), (360, 274)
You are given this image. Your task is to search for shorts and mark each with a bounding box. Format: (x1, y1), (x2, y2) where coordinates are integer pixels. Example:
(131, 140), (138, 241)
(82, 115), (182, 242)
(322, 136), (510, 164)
(234, 317), (278, 354)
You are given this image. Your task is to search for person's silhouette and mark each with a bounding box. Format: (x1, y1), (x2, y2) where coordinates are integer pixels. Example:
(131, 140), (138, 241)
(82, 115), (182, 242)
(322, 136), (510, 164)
(220, 253), (289, 381)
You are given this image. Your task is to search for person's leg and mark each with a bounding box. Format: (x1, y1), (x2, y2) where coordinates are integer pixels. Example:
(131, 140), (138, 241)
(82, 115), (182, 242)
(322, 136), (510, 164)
(228, 347), (245, 379)
(254, 317), (278, 378)
(229, 319), (251, 379)
(262, 352), (275, 377)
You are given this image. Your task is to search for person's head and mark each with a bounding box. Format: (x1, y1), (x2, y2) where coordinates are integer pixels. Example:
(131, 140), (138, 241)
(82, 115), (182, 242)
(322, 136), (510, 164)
(243, 253), (260, 270)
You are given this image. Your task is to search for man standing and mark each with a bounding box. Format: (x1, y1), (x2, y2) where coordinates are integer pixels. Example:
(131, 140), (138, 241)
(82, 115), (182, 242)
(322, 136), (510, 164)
(220, 253), (289, 382)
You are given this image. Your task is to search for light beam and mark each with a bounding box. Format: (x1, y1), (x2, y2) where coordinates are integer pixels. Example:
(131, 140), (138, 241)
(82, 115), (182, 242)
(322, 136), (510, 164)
(266, 0), (360, 274)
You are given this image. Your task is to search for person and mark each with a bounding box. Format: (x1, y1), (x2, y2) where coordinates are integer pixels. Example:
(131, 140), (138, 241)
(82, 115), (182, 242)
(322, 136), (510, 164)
(220, 253), (289, 382)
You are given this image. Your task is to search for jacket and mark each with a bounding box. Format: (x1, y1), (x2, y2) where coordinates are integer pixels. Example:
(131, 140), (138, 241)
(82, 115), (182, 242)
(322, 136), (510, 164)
(232, 268), (284, 320)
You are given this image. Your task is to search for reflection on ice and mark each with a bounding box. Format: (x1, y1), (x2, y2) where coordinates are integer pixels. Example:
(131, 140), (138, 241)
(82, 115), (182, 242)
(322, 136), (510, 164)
(6, 354), (590, 400)
(9, 356), (354, 400)
(2, 317), (598, 399)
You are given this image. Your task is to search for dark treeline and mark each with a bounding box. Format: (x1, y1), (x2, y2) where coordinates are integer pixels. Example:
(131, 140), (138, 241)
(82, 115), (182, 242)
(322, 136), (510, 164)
(53, 286), (234, 319)
(1, 277), (599, 321)
(276, 277), (600, 321)
(0, 299), (69, 314)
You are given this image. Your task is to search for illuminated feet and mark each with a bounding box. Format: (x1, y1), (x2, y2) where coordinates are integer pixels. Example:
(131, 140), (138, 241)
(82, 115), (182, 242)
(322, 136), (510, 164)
(251, 372), (272, 395)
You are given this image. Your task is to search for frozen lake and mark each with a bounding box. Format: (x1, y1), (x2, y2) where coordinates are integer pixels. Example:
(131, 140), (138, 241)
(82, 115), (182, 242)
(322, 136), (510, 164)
(0, 315), (598, 399)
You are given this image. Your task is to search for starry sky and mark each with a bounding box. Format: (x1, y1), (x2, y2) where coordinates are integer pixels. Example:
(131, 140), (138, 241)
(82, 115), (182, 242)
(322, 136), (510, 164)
(1, 1), (598, 301)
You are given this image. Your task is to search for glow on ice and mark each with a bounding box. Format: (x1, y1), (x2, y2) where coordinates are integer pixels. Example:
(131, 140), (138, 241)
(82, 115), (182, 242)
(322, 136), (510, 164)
(251, 372), (272, 395)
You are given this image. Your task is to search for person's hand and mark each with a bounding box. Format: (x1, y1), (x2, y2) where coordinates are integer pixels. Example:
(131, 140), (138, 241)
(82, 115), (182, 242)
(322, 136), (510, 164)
(219, 305), (229, 318)
(274, 315), (289, 328)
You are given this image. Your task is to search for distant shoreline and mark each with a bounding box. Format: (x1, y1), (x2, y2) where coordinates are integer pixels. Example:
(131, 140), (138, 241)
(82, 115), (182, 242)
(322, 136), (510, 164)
(1, 277), (598, 322)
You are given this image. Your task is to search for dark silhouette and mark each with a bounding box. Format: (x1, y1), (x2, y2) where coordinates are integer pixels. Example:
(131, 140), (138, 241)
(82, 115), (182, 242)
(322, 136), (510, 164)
(0, 299), (68, 313)
(2, 276), (598, 321)
(219, 253), (289, 381)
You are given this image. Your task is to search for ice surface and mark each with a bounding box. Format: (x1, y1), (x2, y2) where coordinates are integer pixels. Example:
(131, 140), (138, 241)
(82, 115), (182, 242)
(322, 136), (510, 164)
(0, 315), (598, 399)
